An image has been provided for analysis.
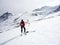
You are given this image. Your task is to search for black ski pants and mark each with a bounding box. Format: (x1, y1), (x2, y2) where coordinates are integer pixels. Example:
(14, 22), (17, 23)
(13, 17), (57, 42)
(21, 26), (26, 33)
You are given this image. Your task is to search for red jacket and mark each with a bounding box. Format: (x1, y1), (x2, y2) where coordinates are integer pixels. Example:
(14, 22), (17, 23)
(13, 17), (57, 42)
(20, 21), (25, 27)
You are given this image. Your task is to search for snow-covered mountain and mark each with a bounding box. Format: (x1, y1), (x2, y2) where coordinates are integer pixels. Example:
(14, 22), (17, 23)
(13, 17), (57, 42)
(32, 5), (60, 15)
(54, 5), (60, 12)
(0, 12), (13, 23)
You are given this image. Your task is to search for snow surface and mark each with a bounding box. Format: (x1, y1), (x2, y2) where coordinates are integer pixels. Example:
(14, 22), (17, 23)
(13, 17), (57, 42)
(0, 12), (60, 45)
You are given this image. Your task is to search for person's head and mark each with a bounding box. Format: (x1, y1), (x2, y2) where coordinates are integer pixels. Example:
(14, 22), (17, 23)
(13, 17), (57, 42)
(21, 19), (23, 22)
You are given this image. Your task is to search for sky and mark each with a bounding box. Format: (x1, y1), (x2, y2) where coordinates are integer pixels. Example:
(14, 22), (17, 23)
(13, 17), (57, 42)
(0, 0), (60, 15)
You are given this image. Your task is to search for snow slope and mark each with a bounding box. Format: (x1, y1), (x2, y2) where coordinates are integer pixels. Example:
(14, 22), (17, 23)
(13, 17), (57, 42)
(0, 13), (60, 45)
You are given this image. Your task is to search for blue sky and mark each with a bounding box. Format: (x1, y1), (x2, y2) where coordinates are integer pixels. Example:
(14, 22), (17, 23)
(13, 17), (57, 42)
(0, 0), (60, 15)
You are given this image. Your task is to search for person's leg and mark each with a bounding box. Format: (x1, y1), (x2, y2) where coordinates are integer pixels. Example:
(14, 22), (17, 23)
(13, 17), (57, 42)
(24, 27), (27, 35)
(24, 27), (26, 33)
(21, 27), (23, 33)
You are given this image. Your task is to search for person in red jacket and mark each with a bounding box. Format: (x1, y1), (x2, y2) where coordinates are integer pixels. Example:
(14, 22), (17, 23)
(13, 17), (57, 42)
(20, 19), (26, 33)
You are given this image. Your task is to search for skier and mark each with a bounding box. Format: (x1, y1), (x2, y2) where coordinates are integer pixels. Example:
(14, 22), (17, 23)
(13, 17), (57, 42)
(20, 19), (26, 34)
